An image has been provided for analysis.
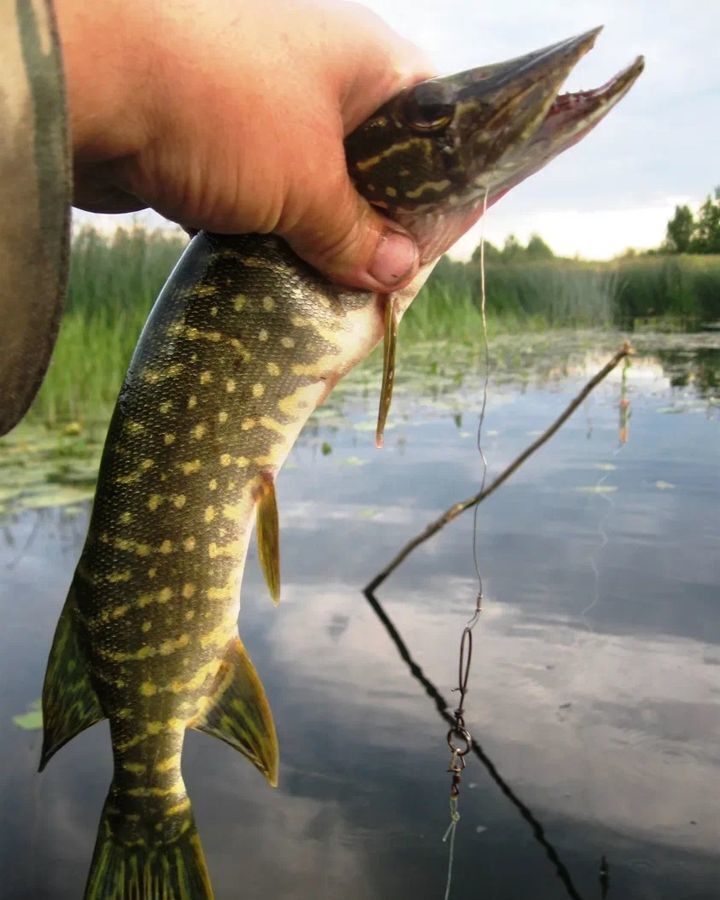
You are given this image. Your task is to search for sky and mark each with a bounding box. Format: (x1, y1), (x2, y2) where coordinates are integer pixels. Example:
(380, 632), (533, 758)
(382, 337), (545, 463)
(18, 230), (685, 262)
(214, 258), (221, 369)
(80, 0), (719, 260)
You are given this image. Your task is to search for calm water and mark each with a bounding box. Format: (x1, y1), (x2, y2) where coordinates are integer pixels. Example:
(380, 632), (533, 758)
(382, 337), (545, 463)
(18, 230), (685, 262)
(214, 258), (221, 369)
(1, 331), (718, 900)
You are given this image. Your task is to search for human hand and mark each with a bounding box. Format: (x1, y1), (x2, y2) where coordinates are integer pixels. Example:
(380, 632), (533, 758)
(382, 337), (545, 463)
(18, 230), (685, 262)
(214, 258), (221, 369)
(55, 0), (432, 291)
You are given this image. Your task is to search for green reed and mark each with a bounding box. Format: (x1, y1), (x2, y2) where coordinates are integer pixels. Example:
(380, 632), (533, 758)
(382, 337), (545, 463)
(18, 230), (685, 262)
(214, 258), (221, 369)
(23, 226), (720, 427)
(30, 225), (187, 425)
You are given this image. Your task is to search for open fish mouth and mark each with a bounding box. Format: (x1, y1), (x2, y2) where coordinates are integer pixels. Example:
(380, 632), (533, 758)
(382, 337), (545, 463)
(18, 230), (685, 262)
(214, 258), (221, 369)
(488, 36), (645, 205)
(346, 27), (644, 262)
(348, 27), (644, 222)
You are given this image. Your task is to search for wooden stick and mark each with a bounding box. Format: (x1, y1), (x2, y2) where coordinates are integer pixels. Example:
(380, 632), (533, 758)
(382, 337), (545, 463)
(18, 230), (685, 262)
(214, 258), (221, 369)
(365, 341), (633, 593)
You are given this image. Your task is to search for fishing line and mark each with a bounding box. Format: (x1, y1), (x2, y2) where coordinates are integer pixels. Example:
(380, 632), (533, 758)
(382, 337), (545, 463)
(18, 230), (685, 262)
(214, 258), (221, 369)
(442, 188), (490, 898)
(581, 354), (631, 623)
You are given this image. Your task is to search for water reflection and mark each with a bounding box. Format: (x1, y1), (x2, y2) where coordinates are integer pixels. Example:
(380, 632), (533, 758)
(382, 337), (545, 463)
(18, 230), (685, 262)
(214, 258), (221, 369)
(1, 331), (718, 899)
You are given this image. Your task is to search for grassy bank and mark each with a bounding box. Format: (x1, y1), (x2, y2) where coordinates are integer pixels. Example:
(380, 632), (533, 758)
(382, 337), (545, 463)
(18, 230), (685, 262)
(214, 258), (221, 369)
(25, 226), (720, 426)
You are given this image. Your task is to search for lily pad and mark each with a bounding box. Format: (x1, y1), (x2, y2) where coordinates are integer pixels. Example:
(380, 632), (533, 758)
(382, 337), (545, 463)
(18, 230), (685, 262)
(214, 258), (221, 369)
(12, 699), (43, 731)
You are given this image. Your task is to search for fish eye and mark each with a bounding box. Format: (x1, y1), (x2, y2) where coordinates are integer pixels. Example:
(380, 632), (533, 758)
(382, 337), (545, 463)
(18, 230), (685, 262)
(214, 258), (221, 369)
(402, 81), (455, 133)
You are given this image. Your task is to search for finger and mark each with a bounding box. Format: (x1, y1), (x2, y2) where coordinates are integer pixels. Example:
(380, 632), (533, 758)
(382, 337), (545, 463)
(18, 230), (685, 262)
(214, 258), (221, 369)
(281, 171), (418, 292)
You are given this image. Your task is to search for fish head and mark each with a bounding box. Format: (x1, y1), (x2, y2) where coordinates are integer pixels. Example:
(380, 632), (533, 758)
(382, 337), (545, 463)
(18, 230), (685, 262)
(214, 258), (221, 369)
(346, 28), (644, 262)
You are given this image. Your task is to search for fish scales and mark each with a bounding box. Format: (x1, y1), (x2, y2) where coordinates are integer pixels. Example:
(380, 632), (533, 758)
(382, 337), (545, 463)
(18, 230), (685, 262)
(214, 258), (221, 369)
(39, 31), (643, 900)
(77, 236), (378, 764)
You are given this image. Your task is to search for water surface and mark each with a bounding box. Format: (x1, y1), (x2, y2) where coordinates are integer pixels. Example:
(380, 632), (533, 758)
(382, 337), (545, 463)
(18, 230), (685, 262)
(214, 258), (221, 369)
(1, 331), (718, 899)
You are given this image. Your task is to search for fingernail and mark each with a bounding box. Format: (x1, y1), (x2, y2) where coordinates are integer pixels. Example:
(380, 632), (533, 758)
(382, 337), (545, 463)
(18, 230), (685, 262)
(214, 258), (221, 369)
(369, 230), (417, 287)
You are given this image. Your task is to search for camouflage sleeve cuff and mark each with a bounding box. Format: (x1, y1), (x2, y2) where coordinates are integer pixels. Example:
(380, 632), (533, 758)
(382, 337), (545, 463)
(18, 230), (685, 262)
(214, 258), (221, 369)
(0, 0), (71, 436)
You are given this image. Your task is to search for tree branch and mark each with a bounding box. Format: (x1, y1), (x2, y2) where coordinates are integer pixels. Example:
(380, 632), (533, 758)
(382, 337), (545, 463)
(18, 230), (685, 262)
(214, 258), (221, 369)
(365, 341), (633, 593)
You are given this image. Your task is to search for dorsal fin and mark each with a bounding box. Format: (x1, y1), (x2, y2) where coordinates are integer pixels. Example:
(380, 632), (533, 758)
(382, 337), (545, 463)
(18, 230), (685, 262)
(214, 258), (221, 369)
(193, 636), (278, 786)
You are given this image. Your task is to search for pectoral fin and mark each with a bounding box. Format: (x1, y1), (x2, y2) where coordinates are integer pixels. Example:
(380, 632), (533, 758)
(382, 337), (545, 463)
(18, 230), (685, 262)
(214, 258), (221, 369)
(376, 295), (398, 449)
(194, 636), (279, 787)
(39, 586), (104, 771)
(256, 474), (280, 605)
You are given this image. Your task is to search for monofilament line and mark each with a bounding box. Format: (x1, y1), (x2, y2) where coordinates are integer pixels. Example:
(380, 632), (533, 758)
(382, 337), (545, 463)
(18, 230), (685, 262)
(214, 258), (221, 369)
(472, 187), (491, 601)
(443, 189), (490, 900)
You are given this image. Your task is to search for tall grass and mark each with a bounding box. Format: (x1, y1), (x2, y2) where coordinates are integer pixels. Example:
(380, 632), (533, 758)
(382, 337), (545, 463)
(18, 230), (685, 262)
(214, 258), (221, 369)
(614, 254), (720, 325)
(22, 225), (720, 427)
(31, 226), (187, 424)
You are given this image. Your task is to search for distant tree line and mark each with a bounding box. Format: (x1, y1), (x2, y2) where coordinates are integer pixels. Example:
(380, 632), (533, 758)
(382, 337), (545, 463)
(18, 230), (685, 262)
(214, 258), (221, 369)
(663, 187), (720, 254)
(471, 232), (555, 263)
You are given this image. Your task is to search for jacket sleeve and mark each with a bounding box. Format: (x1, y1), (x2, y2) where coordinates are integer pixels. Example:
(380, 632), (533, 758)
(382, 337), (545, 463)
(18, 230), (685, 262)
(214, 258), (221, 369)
(0, 0), (71, 435)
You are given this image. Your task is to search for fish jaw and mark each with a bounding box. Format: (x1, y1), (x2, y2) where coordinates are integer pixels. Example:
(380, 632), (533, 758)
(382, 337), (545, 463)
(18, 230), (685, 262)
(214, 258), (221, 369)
(346, 29), (644, 265)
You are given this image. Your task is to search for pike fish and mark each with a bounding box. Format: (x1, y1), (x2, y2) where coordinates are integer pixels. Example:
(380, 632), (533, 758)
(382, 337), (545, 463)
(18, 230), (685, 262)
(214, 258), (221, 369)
(40, 29), (642, 900)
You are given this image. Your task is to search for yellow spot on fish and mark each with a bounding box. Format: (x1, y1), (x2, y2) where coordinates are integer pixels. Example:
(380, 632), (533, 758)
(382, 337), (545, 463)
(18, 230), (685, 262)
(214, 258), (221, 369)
(160, 634), (189, 656)
(150, 363), (183, 382)
(182, 583), (196, 599)
(182, 536), (196, 552)
(267, 362), (280, 376)
(157, 753), (182, 774)
(200, 371), (213, 385)
(123, 762), (147, 775)
(158, 587), (173, 603)
(146, 721), (163, 735)
(222, 503), (244, 522)
(209, 478), (218, 491)
(148, 494), (162, 511)
(185, 609), (196, 621)
(141, 621), (152, 633)
(218, 411), (229, 424)
(107, 570), (131, 583)
(259, 415), (286, 435)
(164, 433), (176, 445)
(262, 296), (276, 311)
(173, 494), (187, 508)
(113, 537), (152, 557)
(140, 681), (158, 697)
(187, 395), (198, 409)
(220, 453), (232, 467)
(210, 305), (218, 317)
(241, 418), (256, 430)
(192, 423), (207, 440)
(208, 540), (241, 560)
(119, 511), (133, 524)
(258, 329), (269, 342)
(385, 186), (398, 197)
(125, 421), (145, 434)
(252, 383), (265, 398)
(142, 459), (154, 470)
(204, 506), (215, 523)
(281, 336), (295, 348)
(226, 379), (236, 393)
(159, 400), (173, 414)
(110, 604), (130, 620)
(167, 798), (192, 816)
(181, 459), (201, 475)
(207, 584), (234, 601)
(159, 540), (173, 554)
(148, 567), (157, 579)
(235, 456), (250, 468)
(233, 294), (246, 311)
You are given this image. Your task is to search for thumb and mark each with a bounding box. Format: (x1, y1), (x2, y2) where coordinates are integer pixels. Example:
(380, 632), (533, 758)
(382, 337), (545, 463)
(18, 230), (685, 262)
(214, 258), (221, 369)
(280, 173), (419, 292)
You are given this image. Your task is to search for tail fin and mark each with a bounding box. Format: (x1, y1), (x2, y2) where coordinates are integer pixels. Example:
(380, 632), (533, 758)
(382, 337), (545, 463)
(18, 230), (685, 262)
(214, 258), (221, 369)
(84, 786), (214, 900)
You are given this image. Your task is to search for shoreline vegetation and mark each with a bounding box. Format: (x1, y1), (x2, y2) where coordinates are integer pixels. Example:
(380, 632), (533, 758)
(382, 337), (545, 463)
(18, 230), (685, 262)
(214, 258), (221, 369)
(22, 222), (720, 426)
